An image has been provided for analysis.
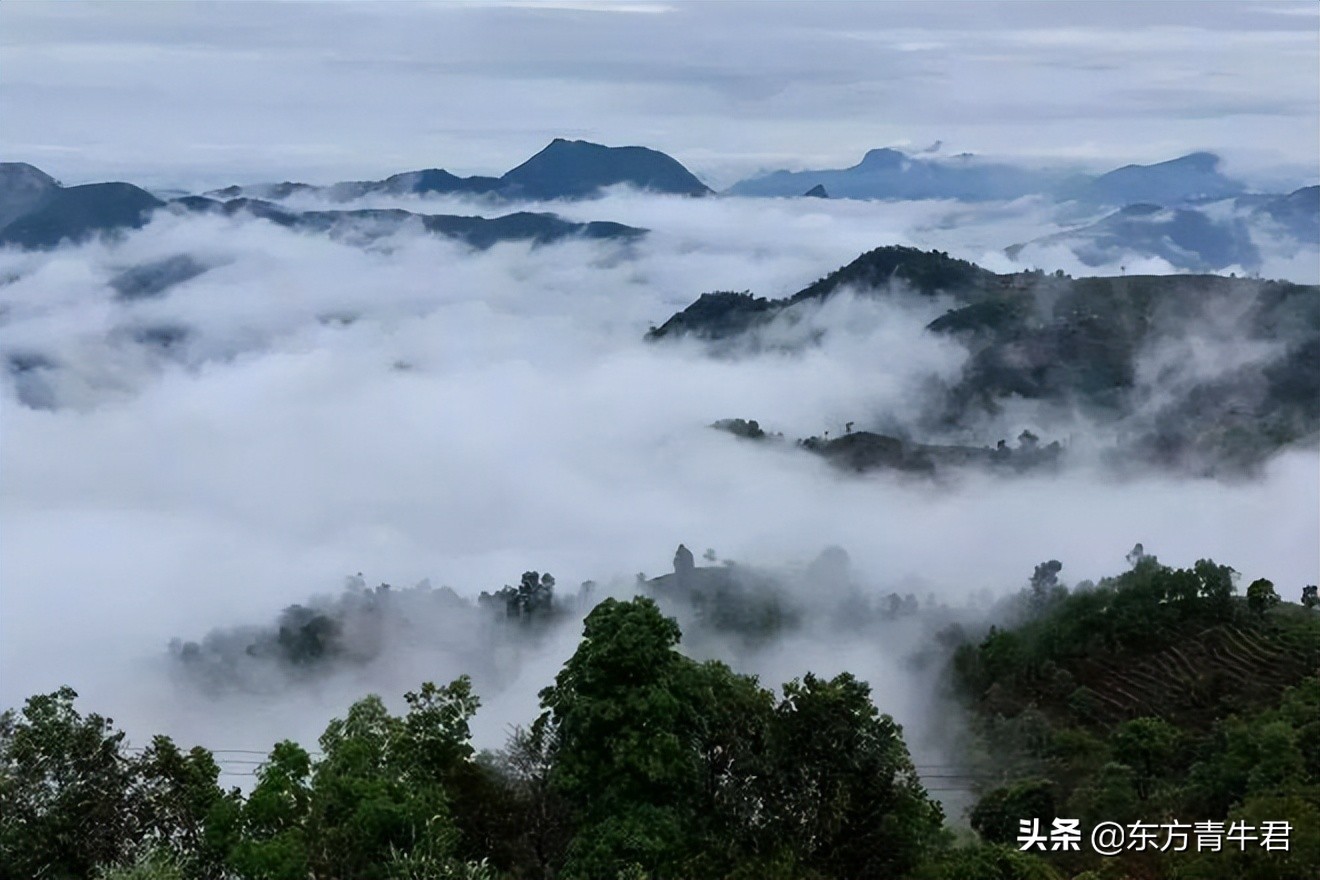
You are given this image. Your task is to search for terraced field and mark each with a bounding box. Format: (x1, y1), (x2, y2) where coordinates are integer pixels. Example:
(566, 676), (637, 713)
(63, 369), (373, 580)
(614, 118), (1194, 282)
(1073, 609), (1320, 727)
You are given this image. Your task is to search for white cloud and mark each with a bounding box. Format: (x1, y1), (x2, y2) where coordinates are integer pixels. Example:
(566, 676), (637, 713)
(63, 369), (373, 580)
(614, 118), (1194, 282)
(1, 193), (1315, 764)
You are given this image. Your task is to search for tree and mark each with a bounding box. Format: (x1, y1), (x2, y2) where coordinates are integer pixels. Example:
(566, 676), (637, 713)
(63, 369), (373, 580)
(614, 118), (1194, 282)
(1110, 717), (1183, 800)
(485, 721), (572, 879)
(1028, 560), (1063, 614)
(762, 672), (944, 879)
(1246, 578), (1280, 617)
(0, 687), (139, 880)
(482, 572), (556, 622)
(1194, 558), (1237, 620)
(131, 735), (228, 877)
(1301, 584), (1318, 610)
(303, 681), (478, 880)
(538, 597), (698, 877)
(225, 741), (312, 880)
(970, 780), (1055, 845)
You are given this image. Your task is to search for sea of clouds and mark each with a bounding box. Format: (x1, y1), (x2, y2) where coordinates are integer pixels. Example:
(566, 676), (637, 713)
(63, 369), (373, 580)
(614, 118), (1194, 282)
(1, 189), (1315, 783)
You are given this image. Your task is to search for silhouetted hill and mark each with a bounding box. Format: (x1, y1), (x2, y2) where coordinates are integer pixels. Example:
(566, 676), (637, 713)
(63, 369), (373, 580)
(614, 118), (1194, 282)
(499, 138), (712, 199)
(803, 183), (829, 198)
(0, 182), (163, 249)
(648, 246), (996, 341)
(318, 169), (505, 201)
(177, 197), (646, 249)
(0, 162), (60, 229)
(207, 139), (711, 203)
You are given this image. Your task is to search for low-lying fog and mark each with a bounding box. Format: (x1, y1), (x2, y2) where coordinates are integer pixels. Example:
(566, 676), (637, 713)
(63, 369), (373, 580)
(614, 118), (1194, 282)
(2, 190), (1316, 779)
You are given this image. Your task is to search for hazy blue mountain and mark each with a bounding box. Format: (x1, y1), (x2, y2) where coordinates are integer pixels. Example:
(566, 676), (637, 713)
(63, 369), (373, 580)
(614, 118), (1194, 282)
(205, 139), (711, 203)
(1250, 185), (1320, 243)
(1009, 185), (1318, 272)
(1008, 203), (1262, 272)
(803, 184), (829, 198)
(728, 149), (1255, 207)
(498, 138), (712, 198)
(178, 197), (646, 249)
(727, 148), (1066, 200)
(0, 182), (163, 249)
(0, 162), (60, 229)
(1066, 152), (1245, 206)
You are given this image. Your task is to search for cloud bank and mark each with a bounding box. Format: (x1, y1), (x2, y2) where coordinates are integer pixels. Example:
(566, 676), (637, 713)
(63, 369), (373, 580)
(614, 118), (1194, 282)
(1, 189), (1315, 780)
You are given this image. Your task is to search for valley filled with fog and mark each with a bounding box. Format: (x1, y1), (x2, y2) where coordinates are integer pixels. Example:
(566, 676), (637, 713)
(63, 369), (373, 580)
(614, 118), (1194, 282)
(2, 183), (1316, 770)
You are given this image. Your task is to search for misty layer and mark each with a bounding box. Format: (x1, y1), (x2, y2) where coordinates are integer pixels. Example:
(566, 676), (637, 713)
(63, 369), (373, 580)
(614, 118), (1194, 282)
(2, 181), (1316, 784)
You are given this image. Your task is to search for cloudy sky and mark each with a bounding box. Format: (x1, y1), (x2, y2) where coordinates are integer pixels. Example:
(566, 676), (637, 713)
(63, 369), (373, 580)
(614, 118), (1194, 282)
(2, 0), (1318, 761)
(3, 0), (1317, 190)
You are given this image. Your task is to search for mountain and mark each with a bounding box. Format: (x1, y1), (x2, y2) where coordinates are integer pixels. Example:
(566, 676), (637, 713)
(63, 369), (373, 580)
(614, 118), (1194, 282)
(1067, 151), (1245, 206)
(0, 162), (61, 229)
(728, 149), (1255, 207)
(803, 184), (829, 198)
(207, 139), (712, 203)
(498, 138), (711, 199)
(0, 158), (646, 252)
(175, 197), (646, 249)
(0, 181), (164, 249)
(727, 148), (1067, 201)
(1008, 185), (1318, 272)
(1251, 185), (1320, 242)
(331, 168), (506, 201)
(648, 246), (995, 342)
(650, 246), (1319, 473)
(1007, 202), (1262, 272)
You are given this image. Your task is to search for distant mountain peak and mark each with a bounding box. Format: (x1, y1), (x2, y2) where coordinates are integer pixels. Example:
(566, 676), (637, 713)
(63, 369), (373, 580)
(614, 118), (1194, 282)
(500, 139), (712, 199)
(0, 181), (163, 249)
(1174, 151), (1221, 168)
(857, 148), (906, 169)
(1078, 152), (1243, 206)
(0, 162), (62, 229)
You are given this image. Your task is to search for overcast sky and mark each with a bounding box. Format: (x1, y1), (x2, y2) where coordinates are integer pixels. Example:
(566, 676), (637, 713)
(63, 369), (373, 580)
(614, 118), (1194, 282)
(3, 1), (1318, 190)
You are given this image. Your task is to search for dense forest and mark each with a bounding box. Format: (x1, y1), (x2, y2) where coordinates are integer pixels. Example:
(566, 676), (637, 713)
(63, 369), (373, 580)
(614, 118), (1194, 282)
(3, 553), (1317, 880)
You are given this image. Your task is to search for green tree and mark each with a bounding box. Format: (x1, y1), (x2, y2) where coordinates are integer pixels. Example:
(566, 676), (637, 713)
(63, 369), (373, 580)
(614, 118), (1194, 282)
(305, 681), (477, 880)
(131, 735), (227, 876)
(970, 780), (1055, 846)
(1246, 578), (1280, 616)
(1109, 717), (1183, 800)
(762, 672), (944, 878)
(227, 740), (312, 880)
(0, 687), (139, 880)
(539, 597), (700, 877)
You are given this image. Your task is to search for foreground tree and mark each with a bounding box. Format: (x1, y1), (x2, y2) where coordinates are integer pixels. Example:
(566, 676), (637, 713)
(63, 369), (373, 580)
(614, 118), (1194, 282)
(538, 596), (942, 879)
(0, 687), (140, 880)
(762, 672), (944, 878)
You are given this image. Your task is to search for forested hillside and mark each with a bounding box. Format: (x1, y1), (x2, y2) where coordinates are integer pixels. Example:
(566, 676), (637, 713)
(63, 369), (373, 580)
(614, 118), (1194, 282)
(3, 554), (1316, 880)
